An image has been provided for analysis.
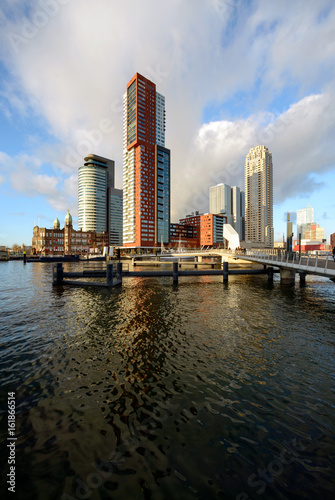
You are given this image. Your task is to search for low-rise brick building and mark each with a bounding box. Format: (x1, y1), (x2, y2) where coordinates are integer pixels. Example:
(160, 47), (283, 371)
(32, 211), (109, 255)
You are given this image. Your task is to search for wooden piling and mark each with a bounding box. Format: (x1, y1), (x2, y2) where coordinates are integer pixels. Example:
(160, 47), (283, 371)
(173, 261), (178, 283)
(116, 262), (122, 283)
(106, 264), (114, 286)
(53, 263), (63, 285)
(223, 261), (228, 283)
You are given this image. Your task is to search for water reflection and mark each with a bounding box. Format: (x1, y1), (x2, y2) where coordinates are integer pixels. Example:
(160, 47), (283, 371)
(0, 262), (335, 499)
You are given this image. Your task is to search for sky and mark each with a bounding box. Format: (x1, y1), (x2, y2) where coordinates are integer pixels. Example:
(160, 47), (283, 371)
(0, 0), (335, 247)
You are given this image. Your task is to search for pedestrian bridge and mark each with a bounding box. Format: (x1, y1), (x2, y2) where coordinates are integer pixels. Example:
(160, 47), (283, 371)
(234, 251), (335, 284)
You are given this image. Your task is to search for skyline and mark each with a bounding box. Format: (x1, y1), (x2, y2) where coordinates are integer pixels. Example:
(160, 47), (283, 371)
(1, 0), (335, 247)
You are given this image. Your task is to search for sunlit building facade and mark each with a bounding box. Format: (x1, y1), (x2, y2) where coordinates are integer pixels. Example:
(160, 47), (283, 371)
(110, 188), (123, 245)
(32, 211), (109, 255)
(123, 73), (170, 247)
(245, 145), (273, 247)
(78, 154), (115, 243)
(209, 183), (245, 241)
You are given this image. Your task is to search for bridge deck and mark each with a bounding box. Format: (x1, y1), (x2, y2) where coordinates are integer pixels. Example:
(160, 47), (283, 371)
(236, 254), (335, 279)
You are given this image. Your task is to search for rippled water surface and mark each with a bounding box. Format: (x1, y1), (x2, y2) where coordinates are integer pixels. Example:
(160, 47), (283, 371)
(1, 261), (335, 499)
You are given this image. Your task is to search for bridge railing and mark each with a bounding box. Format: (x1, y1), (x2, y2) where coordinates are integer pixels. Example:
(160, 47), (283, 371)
(236, 251), (335, 277)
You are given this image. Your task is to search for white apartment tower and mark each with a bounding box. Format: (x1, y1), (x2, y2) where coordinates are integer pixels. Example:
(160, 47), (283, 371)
(245, 145), (273, 247)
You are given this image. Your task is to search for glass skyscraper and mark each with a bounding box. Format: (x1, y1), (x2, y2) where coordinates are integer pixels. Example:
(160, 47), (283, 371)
(78, 154), (123, 245)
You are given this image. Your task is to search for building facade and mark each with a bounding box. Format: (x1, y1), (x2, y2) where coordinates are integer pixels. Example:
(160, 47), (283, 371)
(302, 222), (325, 241)
(209, 183), (245, 241)
(169, 223), (198, 248)
(179, 213), (227, 247)
(122, 73), (170, 247)
(32, 211), (109, 255)
(297, 205), (314, 237)
(78, 154), (121, 246)
(245, 145), (273, 247)
(109, 188), (123, 245)
(231, 186), (245, 241)
(209, 183), (232, 222)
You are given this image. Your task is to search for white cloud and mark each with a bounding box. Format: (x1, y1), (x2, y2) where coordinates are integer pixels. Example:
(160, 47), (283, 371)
(0, 151), (76, 213)
(174, 90), (335, 218)
(0, 0), (334, 227)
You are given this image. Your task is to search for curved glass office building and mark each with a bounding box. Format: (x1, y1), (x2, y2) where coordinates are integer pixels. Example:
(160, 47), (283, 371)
(78, 154), (115, 235)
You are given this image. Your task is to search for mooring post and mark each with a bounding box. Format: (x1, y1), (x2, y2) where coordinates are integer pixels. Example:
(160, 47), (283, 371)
(116, 262), (122, 283)
(53, 263), (63, 285)
(223, 261), (228, 283)
(173, 261), (178, 283)
(267, 267), (274, 282)
(106, 263), (113, 286)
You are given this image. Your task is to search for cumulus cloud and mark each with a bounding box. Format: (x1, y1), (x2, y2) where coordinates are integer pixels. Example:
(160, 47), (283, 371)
(0, 151), (76, 212)
(175, 90), (335, 218)
(0, 0), (334, 225)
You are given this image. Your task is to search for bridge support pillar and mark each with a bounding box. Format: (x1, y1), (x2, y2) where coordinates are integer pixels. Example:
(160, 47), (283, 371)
(267, 267), (274, 282)
(280, 268), (295, 284)
(198, 256), (202, 263)
(299, 272), (306, 286)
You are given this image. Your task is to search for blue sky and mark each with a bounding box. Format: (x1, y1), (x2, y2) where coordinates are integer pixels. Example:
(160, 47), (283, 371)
(1, 0), (335, 247)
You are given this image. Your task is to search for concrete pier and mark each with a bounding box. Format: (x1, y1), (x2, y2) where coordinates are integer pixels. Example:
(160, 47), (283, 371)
(280, 268), (295, 284)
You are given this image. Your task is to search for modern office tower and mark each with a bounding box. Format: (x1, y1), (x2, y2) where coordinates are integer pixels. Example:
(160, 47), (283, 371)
(78, 154), (115, 238)
(297, 205), (314, 237)
(209, 183), (232, 221)
(231, 186), (245, 241)
(123, 72), (170, 247)
(110, 188), (123, 245)
(209, 183), (245, 240)
(245, 145), (274, 247)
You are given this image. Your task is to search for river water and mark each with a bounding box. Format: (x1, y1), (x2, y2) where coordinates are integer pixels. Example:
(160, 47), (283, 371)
(0, 260), (335, 500)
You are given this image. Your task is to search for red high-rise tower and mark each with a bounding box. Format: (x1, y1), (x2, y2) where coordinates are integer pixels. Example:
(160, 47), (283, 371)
(123, 73), (170, 248)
